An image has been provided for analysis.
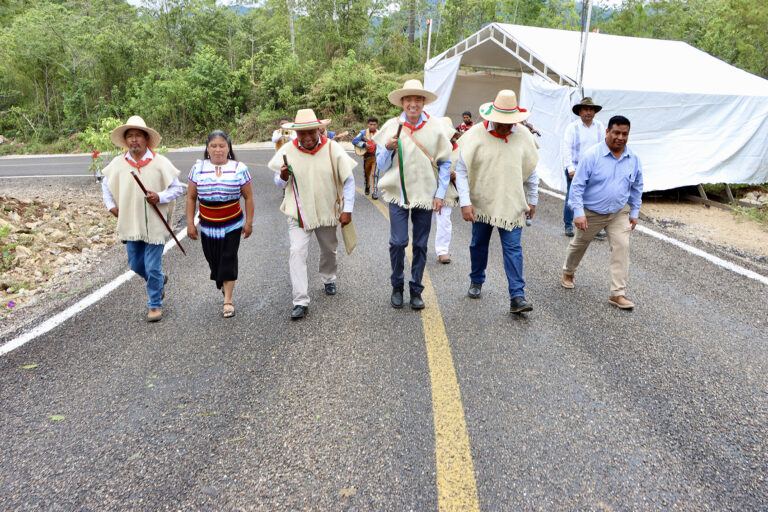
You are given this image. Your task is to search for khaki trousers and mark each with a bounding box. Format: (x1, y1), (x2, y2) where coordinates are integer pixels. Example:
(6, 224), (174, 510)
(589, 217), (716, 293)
(562, 205), (632, 297)
(288, 219), (338, 306)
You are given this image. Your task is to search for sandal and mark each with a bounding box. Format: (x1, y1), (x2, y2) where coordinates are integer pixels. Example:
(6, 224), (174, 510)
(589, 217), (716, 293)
(222, 302), (235, 318)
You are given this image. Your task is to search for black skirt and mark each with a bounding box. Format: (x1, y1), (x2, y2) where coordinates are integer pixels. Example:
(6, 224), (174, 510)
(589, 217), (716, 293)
(199, 199), (243, 289)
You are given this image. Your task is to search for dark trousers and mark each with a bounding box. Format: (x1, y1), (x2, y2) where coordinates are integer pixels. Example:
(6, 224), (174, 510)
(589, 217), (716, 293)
(563, 168), (574, 228)
(389, 203), (432, 295)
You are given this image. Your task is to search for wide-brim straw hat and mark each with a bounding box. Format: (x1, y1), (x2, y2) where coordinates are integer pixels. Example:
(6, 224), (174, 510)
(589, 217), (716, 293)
(110, 116), (162, 149)
(281, 109), (330, 131)
(387, 79), (438, 106)
(572, 97), (602, 115)
(478, 90), (531, 124)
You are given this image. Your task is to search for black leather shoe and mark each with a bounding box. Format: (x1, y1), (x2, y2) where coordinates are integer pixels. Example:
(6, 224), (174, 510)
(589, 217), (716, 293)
(510, 296), (533, 313)
(391, 287), (404, 309)
(467, 282), (482, 298)
(410, 293), (425, 310)
(291, 305), (308, 320)
(365, 187), (370, 195)
(324, 282), (337, 295)
(371, 192), (378, 200)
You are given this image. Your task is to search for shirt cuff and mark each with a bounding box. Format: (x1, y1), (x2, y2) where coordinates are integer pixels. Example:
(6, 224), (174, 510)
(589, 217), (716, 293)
(572, 207), (586, 218)
(629, 208), (640, 218)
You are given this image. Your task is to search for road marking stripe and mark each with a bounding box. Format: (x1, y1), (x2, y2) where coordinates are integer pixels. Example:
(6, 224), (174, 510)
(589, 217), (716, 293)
(0, 218), (196, 356)
(0, 174), (94, 179)
(359, 188), (480, 511)
(540, 188), (768, 286)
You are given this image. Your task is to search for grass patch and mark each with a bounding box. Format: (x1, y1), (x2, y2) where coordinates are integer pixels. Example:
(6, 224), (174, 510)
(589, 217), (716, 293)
(734, 205), (768, 227)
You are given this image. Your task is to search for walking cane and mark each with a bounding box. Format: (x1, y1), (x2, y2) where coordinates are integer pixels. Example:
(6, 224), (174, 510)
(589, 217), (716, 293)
(129, 170), (186, 255)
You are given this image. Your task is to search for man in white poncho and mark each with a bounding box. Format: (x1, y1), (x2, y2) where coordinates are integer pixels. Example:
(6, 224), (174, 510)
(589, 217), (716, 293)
(454, 90), (540, 314)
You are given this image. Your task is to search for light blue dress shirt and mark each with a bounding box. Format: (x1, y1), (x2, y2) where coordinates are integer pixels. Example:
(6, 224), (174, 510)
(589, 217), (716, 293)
(375, 112), (452, 200)
(568, 140), (643, 219)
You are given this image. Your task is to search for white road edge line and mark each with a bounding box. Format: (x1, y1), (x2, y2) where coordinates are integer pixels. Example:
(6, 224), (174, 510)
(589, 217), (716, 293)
(539, 188), (768, 286)
(0, 174), (95, 179)
(1, 216), (197, 357)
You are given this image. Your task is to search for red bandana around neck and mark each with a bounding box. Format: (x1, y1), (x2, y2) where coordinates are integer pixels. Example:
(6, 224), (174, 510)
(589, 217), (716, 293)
(483, 120), (515, 143)
(125, 149), (156, 172)
(293, 135), (328, 155)
(402, 111), (430, 134)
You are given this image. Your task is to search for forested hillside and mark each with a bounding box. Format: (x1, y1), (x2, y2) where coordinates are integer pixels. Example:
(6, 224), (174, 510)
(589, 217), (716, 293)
(1, 0), (765, 152)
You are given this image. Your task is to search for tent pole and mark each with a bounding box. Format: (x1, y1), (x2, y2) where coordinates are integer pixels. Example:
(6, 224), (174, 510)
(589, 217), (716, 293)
(426, 18), (433, 62)
(577, 0), (593, 95)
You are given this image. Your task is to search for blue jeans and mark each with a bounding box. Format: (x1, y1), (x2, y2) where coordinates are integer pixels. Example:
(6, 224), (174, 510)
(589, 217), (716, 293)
(563, 168), (574, 229)
(389, 203), (432, 295)
(469, 222), (525, 299)
(126, 241), (165, 308)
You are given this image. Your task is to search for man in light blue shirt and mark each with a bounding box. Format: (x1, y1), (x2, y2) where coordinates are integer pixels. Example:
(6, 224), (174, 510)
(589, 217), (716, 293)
(562, 115), (643, 309)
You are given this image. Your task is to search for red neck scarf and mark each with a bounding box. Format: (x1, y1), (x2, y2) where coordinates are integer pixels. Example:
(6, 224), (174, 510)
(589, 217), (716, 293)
(125, 149), (156, 172)
(402, 112), (430, 134)
(483, 120), (515, 143)
(293, 135), (328, 155)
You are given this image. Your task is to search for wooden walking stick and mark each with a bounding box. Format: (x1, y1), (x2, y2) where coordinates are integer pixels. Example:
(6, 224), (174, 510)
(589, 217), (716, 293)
(129, 170), (186, 255)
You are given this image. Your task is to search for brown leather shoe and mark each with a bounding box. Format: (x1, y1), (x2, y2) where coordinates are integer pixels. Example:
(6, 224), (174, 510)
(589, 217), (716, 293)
(561, 273), (575, 289)
(608, 296), (634, 309)
(438, 254), (451, 264)
(147, 308), (163, 322)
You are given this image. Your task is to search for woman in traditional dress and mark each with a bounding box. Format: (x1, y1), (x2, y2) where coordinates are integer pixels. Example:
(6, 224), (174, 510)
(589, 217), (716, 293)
(186, 130), (254, 318)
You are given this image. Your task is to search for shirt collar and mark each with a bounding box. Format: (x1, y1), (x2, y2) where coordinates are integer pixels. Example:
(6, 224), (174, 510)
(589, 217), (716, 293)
(294, 135), (328, 155)
(399, 111), (430, 132)
(483, 120), (517, 143)
(600, 140), (632, 160)
(125, 148), (154, 163)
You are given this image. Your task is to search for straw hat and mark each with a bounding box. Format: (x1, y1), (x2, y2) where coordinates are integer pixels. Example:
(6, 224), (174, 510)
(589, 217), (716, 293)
(572, 97), (602, 115)
(387, 79), (438, 106)
(281, 109), (330, 131)
(478, 90), (531, 124)
(110, 116), (162, 149)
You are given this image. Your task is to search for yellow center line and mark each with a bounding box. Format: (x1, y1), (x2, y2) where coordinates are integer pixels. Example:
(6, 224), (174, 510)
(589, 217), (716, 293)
(358, 187), (480, 511)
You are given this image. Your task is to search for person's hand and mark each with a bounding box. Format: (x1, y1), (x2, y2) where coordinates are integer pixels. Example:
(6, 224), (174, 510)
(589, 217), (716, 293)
(385, 136), (398, 151)
(366, 141), (374, 150)
(450, 170), (456, 182)
(433, 197), (444, 212)
(568, 170), (575, 179)
(109, 207), (119, 217)
(527, 204), (536, 219)
(243, 223), (253, 238)
(629, 217), (638, 230)
(145, 191), (159, 205)
(461, 205), (475, 222)
(280, 164), (290, 181)
(187, 224), (198, 240)
(339, 212), (352, 227)
(574, 216), (588, 231)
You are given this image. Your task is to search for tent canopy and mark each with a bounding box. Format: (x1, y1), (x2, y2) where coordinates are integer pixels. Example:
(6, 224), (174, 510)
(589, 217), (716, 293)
(424, 23), (768, 192)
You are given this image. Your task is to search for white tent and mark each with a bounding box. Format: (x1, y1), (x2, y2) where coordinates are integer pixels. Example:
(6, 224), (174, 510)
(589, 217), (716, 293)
(424, 23), (768, 192)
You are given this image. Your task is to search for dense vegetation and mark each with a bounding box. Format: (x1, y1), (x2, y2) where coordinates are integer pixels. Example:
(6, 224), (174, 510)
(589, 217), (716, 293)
(1, 0), (765, 152)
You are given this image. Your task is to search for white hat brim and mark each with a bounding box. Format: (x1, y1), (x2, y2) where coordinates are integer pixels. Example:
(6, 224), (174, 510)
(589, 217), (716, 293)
(387, 88), (438, 107)
(281, 119), (331, 131)
(478, 102), (531, 124)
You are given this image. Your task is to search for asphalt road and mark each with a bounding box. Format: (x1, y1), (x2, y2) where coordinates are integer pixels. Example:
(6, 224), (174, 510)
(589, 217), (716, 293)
(1, 150), (767, 510)
(0, 148), (271, 179)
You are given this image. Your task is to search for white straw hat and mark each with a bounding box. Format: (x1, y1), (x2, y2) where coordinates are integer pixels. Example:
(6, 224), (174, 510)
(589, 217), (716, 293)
(387, 79), (438, 106)
(478, 90), (531, 124)
(281, 109), (331, 131)
(110, 116), (162, 149)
